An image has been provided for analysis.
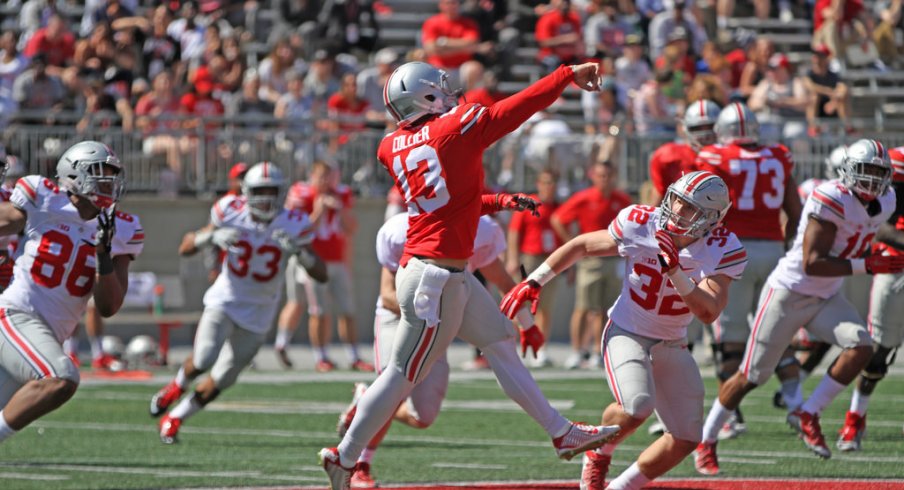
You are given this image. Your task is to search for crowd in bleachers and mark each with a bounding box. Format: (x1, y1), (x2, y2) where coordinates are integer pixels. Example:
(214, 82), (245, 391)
(0, 0), (901, 190)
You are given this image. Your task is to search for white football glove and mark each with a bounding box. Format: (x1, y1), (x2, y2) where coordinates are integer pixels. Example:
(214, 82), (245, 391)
(271, 229), (305, 255)
(210, 228), (241, 249)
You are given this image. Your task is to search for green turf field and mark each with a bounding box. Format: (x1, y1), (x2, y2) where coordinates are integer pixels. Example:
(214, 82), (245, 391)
(3, 371), (904, 489)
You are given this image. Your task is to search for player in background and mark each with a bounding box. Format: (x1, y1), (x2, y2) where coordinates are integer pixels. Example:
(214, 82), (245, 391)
(337, 213), (527, 487)
(694, 102), (802, 440)
(274, 162), (371, 372)
(836, 145), (904, 451)
(503, 171), (745, 490)
(647, 99), (721, 204)
(0, 141), (141, 443)
(505, 168), (562, 367)
(320, 61), (620, 490)
(150, 162), (326, 444)
(696, 139), (904, 473)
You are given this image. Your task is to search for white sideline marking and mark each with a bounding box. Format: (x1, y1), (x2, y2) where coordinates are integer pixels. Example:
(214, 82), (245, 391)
(0, 463), (320, 482)
(719, 457), (777, 465)
(0, 472), (69, 481)
(432, 463), (508, 470)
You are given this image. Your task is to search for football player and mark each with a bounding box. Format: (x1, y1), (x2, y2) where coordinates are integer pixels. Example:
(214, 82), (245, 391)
(337, 213), (526, 487)
(697, 139), (904, 473)
(503, 171), (745, 490)
(694, 102), (802, 440)
(319, 61), (620, 490)
(0, 141), (141, 443)
(150, 162), (326, 443)
(647, 99), (720, 204)
(836, 145), (904, 451)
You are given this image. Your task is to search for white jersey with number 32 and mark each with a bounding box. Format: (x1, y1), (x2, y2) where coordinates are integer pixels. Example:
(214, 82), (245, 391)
(203, 194), (313, 333)
(768, 180), (896, 299)
(607, 205), (747, 340)
(0, 175), (144, 342)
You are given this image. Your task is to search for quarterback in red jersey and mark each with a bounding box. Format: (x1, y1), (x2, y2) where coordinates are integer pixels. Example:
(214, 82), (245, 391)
(648, 99), (721, 204)
(319, 61), (620, 490)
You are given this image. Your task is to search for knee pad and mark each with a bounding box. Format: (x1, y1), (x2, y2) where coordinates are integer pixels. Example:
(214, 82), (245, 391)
(623, 392), (655, 420)
(774, 354), (801, 374)
(862, 346), (897, 382)
(714, 346), (744, 381)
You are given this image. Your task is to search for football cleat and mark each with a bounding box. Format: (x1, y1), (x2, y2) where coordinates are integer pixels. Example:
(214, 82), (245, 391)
(350, 462), (377, 488)
(91, 353), (124, 371)
(319, 447), (353, 490)
(773, 389), (787, 409)
(717, 413), (747, 440)
(694, 441), (719, 475)
(159, 414), (181, 444)
(150, 380), (184, 418)
(580, 450), (611, 490)
(350, 359), (375, 372)
(564, 352), (584, 370)
(552, 422), (620, 461)
(788, 409), (831, 459)
(275, 347), (294, 369)
(337, 382), (369, 438)
(836, 411), (866, 452)
(316, 359), (337, 373)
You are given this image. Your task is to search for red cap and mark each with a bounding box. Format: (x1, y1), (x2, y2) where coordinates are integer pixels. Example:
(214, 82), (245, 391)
(229, 162), (249, 180)
(812, 44), (832, 57)
(768, 53), (790, 70)
(196, 79), (214, 94)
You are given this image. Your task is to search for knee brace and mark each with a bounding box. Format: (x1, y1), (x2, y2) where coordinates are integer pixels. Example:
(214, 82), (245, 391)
(800, 342), (832, 374)
(860, 346), (898, 393)
(714, 346), (744, 382)
(774, 354), (801, 376)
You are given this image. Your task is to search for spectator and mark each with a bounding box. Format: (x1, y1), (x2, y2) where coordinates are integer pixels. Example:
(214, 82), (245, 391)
(111, 5), (182, 82)
(873, 0), (903, 67)
(24, 14), (75, 74)
(303, 49), (341, 111)
(356, 47), (397, 124)
(584, 0), (631, 59)
(316, 0), (379, 54)
(614, 33), (652, 104)
(180, 75), (225, 130)
(0, 32), (28, 128)
(18, 0), (62, 41)
(686, 72), (729, 106)
(635, 0), (666, 31)
(275, 69), (313, 131)
(462, 0), (516, 69)
(804, 43), (853, 135)
(716, 0), (776, 30)
(258, 37), (307, 104)
(523, 106), (573, 170)
(583, 76), (625, 135)
(233, 72), (275, 128)
(461, 68), (506, 107)
(167, 1), (206, 68)
(505, 168), (563, 367)
(748, 53), (809, 140)
(655, 27), (696, 100)
(632, 69), (677, 136)
(272, 0), (322, 47)
(12, 55), (65, 113)
(326, 72), (368, 149)
(74, 22), (114, 69)
(648, 0), (706, 59)
(76, 77), (129, 133)
(535, 0), (583, 74)
(135, 70), (184, 175)
(737, 37), (773, 100)
(551, 160), (632, 369)
(422, 0), (490, 73)
(458, 59), (485, 94)
(812, 0), (873, 65)
(81, 0), (137, 37)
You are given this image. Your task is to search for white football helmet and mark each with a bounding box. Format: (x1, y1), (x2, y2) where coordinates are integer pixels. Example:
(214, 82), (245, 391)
(56, 141), (124, 210)
(242, 161), (286, 221)
(383, 61), (459, 127)
(825, 145), (846, 179)
(714, 102), (759, 146)
(660, 170), (731, 238)
(124, 335), (160, 368)
(682, 99), (721, 149)
(839, 139), (892, 200)
(101, 335), (125, 359)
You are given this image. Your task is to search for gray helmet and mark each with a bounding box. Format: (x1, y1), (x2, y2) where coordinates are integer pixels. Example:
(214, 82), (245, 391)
(682, 99), (721, 149)
(660, 170), (731, 238)
(242, 161), (286, 221)
(825, 145), (846, 179)
(383, 61), (459, 127)
(56, 140), (124, 209)
(715, 101), (759, 146)
(839, 139), (892, 200)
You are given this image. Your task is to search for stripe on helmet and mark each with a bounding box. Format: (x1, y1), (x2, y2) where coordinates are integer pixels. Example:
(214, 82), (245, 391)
(734, 102), (746, 136)
(685, 171), (716, 193)
(262, 162), (269, 178)
(383, 71), (403, 122)
(873, 140), (886, 159)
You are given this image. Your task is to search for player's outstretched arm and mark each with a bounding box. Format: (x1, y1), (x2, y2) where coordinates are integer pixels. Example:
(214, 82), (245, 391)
(803, 216), (865, 276)
(297, 245), (328, 283)
(0, 202), (27, 237)
(179, 224), (216, 256)
(781, 175), (802, 248)
(682, 273), (732, 324)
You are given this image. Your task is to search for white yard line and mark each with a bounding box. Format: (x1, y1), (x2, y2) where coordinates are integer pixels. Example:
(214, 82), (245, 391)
(0, 472), (69, 481)
(0, 463), (320, 483)
(431, 463), (508, 470)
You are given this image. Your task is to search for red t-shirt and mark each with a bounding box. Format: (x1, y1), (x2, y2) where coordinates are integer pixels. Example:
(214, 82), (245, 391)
(460, 87), (506, 107)
(24, 30), (75, 67)
(695, 143), (794, 240)
(378, 66), (575, 266)
(654, 54), (697, 79)
(553, 187), (633, 235)
(509, 194), (562, 255)
(285, 182), (354, 262)
(327, 94), (369, 145)
(724, 49), (747, 89)
(814, 0), (863, 30)
(421, 14), (480, 69)
(135, 93), (181, 133)
(535, 10), (583, 61)
(649, 142), (699, 197)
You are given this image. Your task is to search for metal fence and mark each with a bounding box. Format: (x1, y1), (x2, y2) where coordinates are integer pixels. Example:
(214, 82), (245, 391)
(5, 114), (904, 198)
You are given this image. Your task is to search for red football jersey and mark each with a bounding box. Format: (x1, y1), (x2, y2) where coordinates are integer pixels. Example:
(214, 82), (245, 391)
(285, 182), (354, 263)
(377, 65), (575, 266)
(695, 143), (794, 240)
(649, 142), (698, 197)
(890, 146), (904, 235)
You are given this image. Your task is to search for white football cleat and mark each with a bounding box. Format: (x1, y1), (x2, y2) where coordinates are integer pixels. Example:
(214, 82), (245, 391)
(319, 447), (353, 490)
(552, 422), (619, 460)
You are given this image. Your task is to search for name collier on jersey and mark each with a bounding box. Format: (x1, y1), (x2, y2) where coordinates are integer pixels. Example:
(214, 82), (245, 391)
(392, 126), (431, 153)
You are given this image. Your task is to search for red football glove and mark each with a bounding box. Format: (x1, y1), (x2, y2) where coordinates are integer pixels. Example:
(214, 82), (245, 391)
(865, 254), (904, 274)
(498, 193), (541, 217)
(655, 230), (680, 273)
(519, 325), (545, 359)
(500, 280), (542, 318)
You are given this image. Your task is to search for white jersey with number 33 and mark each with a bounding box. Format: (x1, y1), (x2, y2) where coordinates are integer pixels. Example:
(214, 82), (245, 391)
(607, 205), (747, 341)
(203, 194), (313, 333)
(768, 180), (896, 299)
(0, 175), (144, 342)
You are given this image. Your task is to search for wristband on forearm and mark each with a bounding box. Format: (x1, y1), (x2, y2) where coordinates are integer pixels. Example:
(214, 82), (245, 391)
(526, 262), (556, 286)
(668, 268), (696, 296)
(97, 252), (114, 276)
(193, 230), (212, 248)
(850, 258), (867, 275)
